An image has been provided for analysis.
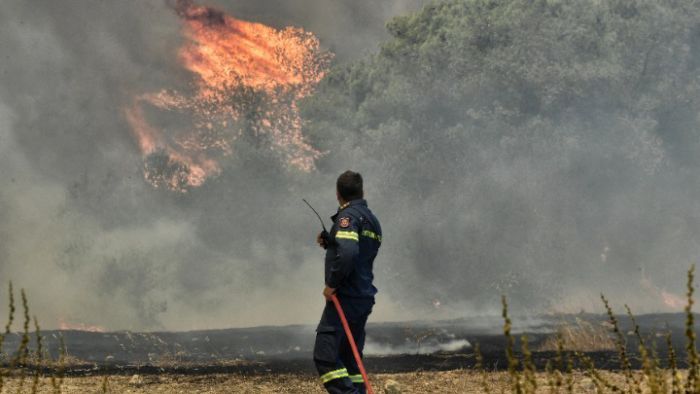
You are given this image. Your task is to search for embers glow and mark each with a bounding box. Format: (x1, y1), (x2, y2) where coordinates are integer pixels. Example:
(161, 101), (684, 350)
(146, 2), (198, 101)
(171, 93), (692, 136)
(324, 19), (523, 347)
(58, 318), (106, 333)
(640, 274), (685, 311)
(125, 0), (331, 192)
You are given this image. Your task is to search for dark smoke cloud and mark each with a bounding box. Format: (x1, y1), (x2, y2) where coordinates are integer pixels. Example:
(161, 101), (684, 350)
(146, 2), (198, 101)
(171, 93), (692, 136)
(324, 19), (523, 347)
(0, 0), (426, 330)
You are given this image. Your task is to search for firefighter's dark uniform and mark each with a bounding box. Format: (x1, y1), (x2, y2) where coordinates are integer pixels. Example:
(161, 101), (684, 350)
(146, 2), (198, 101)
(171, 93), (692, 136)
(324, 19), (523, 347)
(314, 199), (382, 394)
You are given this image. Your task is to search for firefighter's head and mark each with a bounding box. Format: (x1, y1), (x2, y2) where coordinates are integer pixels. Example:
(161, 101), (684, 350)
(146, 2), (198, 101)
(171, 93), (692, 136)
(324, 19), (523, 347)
(336, 170), (363, 204)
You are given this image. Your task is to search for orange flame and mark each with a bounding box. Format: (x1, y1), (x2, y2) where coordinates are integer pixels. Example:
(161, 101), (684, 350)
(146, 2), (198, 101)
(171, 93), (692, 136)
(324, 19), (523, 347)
(125, 0), (331, 191)
(58, 318), (106, 333)
(640, 274), (685, 310)
(660, 290), (685, 309)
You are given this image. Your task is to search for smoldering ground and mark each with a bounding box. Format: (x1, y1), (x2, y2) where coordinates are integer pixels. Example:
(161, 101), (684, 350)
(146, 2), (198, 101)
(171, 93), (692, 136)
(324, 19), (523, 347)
(1, 0), (699, 332)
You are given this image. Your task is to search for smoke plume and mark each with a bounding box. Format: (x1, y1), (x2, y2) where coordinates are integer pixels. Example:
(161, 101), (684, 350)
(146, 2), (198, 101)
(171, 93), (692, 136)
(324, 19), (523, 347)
(1, 0), (697, 332)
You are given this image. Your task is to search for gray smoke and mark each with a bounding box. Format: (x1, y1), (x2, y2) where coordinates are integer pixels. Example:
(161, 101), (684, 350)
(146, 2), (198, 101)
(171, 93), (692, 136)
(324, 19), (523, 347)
(204, 0), (426, 60)
(0, 0), (694, 333)
(0, 0), (427, 331)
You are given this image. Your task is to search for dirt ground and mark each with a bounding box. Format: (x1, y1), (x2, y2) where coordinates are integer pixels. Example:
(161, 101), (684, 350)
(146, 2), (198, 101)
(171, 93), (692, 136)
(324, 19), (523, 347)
(0, 370), (642, 393)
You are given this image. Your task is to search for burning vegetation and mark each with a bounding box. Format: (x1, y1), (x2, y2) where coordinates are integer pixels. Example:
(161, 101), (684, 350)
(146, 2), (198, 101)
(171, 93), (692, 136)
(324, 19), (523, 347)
(125, 0), (331, 192)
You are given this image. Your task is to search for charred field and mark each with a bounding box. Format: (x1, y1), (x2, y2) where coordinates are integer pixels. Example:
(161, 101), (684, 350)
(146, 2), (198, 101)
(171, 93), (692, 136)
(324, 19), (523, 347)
(0, 312), (695, 376)
(1, 311), (699, 393)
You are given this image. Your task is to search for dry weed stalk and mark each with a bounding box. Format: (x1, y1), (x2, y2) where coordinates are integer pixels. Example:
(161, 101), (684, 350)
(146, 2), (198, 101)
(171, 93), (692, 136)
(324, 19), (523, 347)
(475, 343), (491, 394)
(13, 289), (31, 394)
(564, 351), (573, 394)
(102, 374), (110, 393)
(576, 351), (621, 392)
(666, 331), (681, 394)
(521, 335), (537, 393)
(685, 264), (699, 393)
(601, 293), (636, 389)
(31, 316), (42, 394)
(539, 318), (615, 352)
(554, 333), (565, 391)
(544, 360), (557, 394)
(0, 281), (15, 392)
(502, 295), (523, 394)
(50, 335), (66, 394)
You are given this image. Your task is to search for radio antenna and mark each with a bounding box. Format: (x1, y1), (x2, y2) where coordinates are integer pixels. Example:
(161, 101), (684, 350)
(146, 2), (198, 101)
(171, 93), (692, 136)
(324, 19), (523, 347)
(302, 198), (328, 232)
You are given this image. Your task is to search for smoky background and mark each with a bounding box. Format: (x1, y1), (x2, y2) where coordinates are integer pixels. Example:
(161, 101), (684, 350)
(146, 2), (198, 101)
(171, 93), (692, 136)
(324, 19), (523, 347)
(1, 0), (698, 331)
(0, 0), (427, 330)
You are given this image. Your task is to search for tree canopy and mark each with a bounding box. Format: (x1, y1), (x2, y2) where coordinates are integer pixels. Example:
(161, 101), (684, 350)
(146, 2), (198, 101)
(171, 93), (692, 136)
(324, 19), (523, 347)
(300, 0), (700, 311)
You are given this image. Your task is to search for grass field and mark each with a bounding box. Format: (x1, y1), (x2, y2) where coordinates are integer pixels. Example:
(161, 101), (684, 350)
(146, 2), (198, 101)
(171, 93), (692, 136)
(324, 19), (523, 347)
(0, 369), (653, 393)
(2, 267), (700, 393)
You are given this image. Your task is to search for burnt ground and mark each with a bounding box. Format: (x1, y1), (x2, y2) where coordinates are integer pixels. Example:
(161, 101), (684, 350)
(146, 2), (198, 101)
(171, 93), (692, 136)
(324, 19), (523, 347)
(0, 312), (695, 376)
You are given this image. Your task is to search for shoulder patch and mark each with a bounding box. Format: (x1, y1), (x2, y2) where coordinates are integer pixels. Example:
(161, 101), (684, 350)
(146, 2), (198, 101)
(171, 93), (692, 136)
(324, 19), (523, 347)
(339, 217), (351, 228)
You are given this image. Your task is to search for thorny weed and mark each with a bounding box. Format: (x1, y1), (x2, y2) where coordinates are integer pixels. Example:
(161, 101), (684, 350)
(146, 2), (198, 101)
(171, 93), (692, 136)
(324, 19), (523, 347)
(503, 295), (524, 394)
(499, 265), (700, 393)
(521, 335), (537, 393)
(601, 293), (636, 389)
(0, 283), (67, 394)
(576, 351), (621, 392)
(101, 374), (109, 393)
(13, 289), (31, 394)
(475, 343), (492, 394)
(0, 281), (14, 393)
(49, 335), (66, 394)
(685, 265), (699, 393)
(667, 330), (681, 394)
(30, 316), (41, 394)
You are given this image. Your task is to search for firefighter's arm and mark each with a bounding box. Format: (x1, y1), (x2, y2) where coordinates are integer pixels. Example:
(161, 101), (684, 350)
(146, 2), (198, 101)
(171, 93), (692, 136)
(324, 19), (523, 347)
(326, 216), (360, 289)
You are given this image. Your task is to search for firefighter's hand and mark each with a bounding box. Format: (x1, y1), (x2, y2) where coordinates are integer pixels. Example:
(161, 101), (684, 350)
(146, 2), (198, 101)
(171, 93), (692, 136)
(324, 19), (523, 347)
(316, 232), (328, 249)
(323, 286), (336, 300)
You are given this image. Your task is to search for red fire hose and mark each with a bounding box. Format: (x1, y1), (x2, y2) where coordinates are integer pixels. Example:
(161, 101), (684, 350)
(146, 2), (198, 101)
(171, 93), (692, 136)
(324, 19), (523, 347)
(330, 294), (375, 394)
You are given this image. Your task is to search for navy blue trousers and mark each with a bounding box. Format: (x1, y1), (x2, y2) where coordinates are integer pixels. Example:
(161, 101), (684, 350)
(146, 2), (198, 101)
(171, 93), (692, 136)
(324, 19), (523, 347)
(313, 296), (374, 394)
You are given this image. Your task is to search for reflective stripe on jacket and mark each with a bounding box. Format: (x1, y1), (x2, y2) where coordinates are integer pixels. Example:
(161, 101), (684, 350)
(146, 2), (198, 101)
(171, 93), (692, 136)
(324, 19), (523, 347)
(324, 199), (382, 298)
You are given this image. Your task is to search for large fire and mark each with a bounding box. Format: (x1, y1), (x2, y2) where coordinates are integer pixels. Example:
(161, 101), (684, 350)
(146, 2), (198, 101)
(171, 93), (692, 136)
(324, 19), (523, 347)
(125, 0), (331, 192)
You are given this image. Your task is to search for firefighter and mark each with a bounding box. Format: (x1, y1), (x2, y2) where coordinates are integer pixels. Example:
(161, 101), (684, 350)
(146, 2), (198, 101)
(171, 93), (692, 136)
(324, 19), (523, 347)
(313, 170), (382, 394)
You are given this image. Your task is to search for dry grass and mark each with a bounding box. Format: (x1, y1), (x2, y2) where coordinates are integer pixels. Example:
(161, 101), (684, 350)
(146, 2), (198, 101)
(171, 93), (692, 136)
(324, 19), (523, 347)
(489, 265), (700, 394)
(0, 370), (655, 394)
(538, 318), (615, 352)
(2, 266), (700, 393)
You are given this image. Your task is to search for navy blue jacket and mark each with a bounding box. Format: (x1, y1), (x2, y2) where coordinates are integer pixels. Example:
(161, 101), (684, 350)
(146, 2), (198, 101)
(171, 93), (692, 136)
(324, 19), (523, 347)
(325, 199), (382, 299)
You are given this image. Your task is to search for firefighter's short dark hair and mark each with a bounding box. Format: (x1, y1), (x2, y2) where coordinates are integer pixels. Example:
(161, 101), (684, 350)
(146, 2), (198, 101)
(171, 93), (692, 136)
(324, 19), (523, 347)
(337, 170), (363, 201)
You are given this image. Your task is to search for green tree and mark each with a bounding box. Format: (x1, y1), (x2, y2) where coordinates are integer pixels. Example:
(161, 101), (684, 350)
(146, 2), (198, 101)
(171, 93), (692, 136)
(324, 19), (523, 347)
(301, 0), (700, 311)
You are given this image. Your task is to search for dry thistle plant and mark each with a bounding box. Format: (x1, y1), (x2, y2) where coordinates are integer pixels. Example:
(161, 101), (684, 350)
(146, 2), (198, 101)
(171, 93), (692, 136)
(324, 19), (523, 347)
(685, 264), (699, 393)
(666, 331), (681, 394)
(502, 295), (523, 394)
(521, 335), (537, 393)
(496, 265), (700, 394)
(101, 374), (110, 393)
(0, 281), (15, 393)
(626, 304), (667, 393)
(601, 293), (636, 389)
(49, 335), (66, 394)
(475, 343), (492, 394)
(30, 316), (43, 394)
(555, 333), (565, 391)
(12, 289), (31, 393)
(0, 283), (69, 394)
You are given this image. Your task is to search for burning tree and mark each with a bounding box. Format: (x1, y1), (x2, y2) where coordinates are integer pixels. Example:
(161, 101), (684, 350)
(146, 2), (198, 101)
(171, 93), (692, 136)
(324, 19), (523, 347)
(125, 0), (332, 192)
